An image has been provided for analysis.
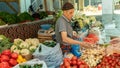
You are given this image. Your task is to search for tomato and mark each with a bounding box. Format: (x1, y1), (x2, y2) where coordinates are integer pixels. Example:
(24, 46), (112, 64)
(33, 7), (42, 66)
(60, 64), (65, 68)
(0, 62), (10, 68)
(113, 53), (119, 57)
(84, 65), (89, 68)
(71, 56), (77, 61)
(71, 60), (77, 65)
(118, 61), (120, 66)
(64, 58), (71, 63)
(65, 65), (71, 68)
(77, 61), (82, 66)
(111, 62), (116, 67)
(79, 65), (84, 68)
(9, 59), (17, 66)
(2, 50), (11, 56)
(97, 64), (102, 68)
(64, 61), (70, 67)
(1, 55), (9, 62)
(11, 53), (18, 59)
(72, 65), (77, 68)
(108, 60), (113, 64)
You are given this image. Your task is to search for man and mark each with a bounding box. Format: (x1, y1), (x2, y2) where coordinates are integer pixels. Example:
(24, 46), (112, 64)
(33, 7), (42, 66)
(55, 2), (92, 53)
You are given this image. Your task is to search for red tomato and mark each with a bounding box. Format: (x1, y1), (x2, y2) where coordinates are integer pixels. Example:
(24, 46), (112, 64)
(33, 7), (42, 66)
(108, 60), (113, 64)
(2, 50), (11, 56)
(1, 55), (9, 62)
(9, 59), (17, 66)
(65, 65), (71, 68)
(111, 62), (116, 67)
(97, 64), (102, 68)
(64, 58), (71, 63)
(79, 65), (84, 68)
(71, 60), (77, 65)
(11, 53), (18, 59)
(60, 64), (65, 68)
(84, 65), (89, 68)
(0, 62), (10, 68)
(118, 61), (120, 66)
(64, 61), (70, 67)
(72, 65), (77, 68)
(77, 61), (82, 66)
(113, 53), (119, 57)
(71, 56), (77, 61)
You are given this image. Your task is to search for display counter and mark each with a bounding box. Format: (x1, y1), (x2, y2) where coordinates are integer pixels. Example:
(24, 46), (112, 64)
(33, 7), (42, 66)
(0, 19), (54, 41)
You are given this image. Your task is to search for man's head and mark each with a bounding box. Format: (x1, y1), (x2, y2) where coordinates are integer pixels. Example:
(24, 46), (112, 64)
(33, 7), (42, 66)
(62, 2), (74, 20)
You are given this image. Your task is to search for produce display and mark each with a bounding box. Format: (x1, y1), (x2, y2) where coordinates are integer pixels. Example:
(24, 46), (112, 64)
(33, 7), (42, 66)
(81, 45), (105, 67)
(83, 33), (99, 44)
(60, 56), (89, 68)
(72, 13), (97, 32)
(42, 41), (56, 47)
(95, 53), (120, 68)
(17, 55), (26, 64)
(10, 38), (39, 60)
(0, 50), (18, 68)
(0, 35), (13, 53)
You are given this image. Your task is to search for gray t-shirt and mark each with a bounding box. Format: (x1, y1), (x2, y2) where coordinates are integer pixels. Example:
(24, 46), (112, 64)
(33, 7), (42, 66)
(55, 15), (73, 45)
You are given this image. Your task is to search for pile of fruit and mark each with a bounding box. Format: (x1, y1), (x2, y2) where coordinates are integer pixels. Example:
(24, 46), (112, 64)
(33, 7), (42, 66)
(0, 50), (18, 68)
(60, 56), (89, 68)
(95, 53), (120, 68)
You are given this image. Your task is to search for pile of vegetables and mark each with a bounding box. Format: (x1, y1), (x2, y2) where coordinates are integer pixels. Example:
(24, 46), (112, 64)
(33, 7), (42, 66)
(83, 33), (99, 44)
(60, 56), (89, 68)
(42, 41), (56, 47)
(18, 12), (34, 23)
(95, 53), (120, 68)
(81, 46), (105, 67)
(0, 12), (19, 24)
(19, 64), (43, 68)
(72, 13), (96, 31)
(39, 11), (48, 19)
(10, 38), (39, 60)
(0, 49), (18, 68)
(0, 35), (13, 53)
(0, 19), (6, 25)
(17, 55), (26, 64)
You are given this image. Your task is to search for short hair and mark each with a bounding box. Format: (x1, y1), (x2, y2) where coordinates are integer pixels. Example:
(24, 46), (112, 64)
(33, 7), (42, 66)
(62, 2), (74, 10)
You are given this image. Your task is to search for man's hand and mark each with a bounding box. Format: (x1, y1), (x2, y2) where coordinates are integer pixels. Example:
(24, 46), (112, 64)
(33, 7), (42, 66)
(80, 42), (93, 48)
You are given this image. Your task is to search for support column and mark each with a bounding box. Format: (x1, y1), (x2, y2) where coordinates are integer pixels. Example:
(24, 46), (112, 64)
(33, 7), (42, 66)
(79, 0), (84, 11)
(102, 0), (114, 25)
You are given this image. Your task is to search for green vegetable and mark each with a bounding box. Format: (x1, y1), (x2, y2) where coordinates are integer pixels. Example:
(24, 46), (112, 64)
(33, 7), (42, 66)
(0, 19), (6, 25)
(0, 35), (12, 53)
(2, 14), (18, 24)
(0, 11), (9, 19)
(18, 12), (34, 22)
(42, 41), (56, 47)
(39, 11), (48, 19)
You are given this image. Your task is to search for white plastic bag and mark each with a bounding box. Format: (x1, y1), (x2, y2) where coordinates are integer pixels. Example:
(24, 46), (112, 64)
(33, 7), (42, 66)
(33, 43), (63, 68)
(13, 59), (47, 68)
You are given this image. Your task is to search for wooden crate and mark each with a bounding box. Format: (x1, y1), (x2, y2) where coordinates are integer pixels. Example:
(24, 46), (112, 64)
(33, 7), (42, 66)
(38, 29), (53, 43)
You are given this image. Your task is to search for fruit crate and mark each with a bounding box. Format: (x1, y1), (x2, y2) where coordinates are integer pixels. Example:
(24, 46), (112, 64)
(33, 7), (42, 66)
(38, 29), (53, 43)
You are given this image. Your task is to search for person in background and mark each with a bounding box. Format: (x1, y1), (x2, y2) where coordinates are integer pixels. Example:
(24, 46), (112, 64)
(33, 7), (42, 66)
(55, 2), (93, 54)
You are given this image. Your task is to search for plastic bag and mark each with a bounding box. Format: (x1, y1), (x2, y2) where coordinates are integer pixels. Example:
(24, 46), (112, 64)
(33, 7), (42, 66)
(33, 43), (63, 68)
(13, 59), (47, 68)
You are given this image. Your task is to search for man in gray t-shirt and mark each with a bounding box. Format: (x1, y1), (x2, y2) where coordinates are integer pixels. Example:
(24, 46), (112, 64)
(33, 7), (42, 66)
(55, 2), (92, 53)
(55, 15), (73, 45)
